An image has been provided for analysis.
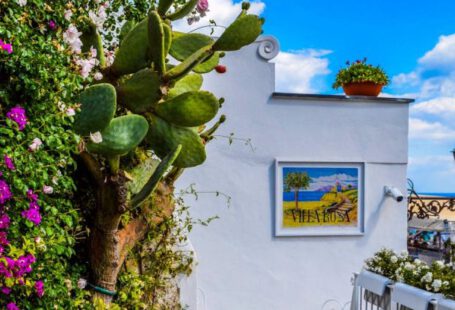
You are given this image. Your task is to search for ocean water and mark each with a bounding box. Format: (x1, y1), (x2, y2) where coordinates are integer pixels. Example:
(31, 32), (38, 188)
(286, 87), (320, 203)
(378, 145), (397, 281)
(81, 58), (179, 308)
(283, 191), (326, 202)
(418, 192), (455, 198)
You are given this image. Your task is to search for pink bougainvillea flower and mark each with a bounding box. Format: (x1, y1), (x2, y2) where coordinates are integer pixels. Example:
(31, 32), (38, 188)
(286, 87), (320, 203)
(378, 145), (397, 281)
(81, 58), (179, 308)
(0, 39), (13, 54)
(26, 189), (38, 202)
(3, 155), (15, 171)
(6, 106), (27, 131)
(6, 302), (19, 310)
(0, 214), (10, 230)
(48, 20), (56, 30)
(0, 232), (9, 246)
(35, 280), (44, 297)
(0, 180), (12, 205)
(197, 0), (209, 14)
(1, 287), (11, 295)
(21, 206), (41, 225)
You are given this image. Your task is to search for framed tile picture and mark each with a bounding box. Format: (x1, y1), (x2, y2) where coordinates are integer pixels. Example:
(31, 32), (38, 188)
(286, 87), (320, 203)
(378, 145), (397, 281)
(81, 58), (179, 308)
(275, 160), (365, 237)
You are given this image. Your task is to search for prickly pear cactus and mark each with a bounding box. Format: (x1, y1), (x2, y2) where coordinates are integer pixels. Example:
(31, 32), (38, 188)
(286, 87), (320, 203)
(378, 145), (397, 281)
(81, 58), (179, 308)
(75, 0), (263, 305)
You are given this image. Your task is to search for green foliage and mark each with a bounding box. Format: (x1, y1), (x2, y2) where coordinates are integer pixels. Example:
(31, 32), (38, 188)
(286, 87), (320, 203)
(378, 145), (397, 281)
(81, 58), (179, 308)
(167, 73), (203, 98)
(366, 248), (455, 299)
(156, 91), (219, 127)
(332, 58), (390, 89)
(87, 115), (149, 156)
(117, 69), (162, 113)
(74, 84), (117, 136)
(170, 32), (214, 61)
(0, 1), (92, 308)
(284, 172), (312, 192)
(213, 15), (264, 51)
(146, 115), (207, 168)
(111, 19), (150, 75)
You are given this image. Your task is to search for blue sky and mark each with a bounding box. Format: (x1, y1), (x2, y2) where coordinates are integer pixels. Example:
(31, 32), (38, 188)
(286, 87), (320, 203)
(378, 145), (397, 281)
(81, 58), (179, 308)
(184, 0), (455, 193)
(283, 167), (358, 192)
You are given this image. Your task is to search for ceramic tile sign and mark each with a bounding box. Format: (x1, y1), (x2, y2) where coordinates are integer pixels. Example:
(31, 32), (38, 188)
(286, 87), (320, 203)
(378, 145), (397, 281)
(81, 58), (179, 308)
(275, 160), (364, 236)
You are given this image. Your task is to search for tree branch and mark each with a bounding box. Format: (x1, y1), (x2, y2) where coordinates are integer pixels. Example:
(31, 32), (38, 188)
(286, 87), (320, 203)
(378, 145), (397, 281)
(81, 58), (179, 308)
(80, 151), (103, 186)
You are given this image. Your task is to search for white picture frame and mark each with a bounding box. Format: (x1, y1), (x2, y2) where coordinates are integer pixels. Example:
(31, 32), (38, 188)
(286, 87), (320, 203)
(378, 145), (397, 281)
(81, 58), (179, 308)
(275, 159), (365, 237)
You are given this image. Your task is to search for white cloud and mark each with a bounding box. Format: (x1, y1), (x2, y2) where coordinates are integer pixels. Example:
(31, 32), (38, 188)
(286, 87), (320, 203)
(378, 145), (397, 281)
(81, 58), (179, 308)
(411, 97), (455, 116)
(273, 49), (332, 93)
(392, 71), (421, 87)
(419, 34), (455, 70)
(409, 118), (455, 140)
(173, 0), (265, 35)
(306, 173), (358, 191)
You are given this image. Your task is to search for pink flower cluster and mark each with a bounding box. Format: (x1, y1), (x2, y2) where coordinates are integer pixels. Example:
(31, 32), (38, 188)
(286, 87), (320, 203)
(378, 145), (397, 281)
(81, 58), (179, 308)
(6, 106), (27, 131)
(0, 39), (13, 54)
(0, 106), (46, 307)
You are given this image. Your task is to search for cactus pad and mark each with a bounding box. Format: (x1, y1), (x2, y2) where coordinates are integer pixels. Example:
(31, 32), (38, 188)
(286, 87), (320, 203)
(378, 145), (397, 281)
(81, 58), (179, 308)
(167, 74), (203, 98)
(156, 91), (219, 127)
(146, 114), (206, 168)
(80, 23), (106, 67)
(148, 11), (166, 73)
(74, 84), (117, 136)
(117, 69), (162, 113)
(166, 0), (198, 21)
(165, 44), (214, 80)
(170, 33), (214, 61)
(158, 0), (175, 16)
(87, 115), (149, 156)
(111, 19), (149, 75)
(213, 15), (263, 51)
(193, 52), (221, 73)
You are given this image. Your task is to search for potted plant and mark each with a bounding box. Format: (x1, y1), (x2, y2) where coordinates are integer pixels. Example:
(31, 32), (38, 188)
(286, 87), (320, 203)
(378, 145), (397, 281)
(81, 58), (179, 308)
(333, 58), (389, 96)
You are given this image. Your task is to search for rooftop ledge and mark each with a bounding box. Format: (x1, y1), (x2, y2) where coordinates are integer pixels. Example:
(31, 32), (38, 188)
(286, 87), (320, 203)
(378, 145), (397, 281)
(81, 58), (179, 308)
(272, 92), (415, 104)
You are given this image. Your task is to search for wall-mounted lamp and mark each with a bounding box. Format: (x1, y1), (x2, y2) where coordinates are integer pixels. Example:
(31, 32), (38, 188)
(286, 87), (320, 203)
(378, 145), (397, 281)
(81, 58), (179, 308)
(451, 149), (455, 161)
(384, 186), (404, 202)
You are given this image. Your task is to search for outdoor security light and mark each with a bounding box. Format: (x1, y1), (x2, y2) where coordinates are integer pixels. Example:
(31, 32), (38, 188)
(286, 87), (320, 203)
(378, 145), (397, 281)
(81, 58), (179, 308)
(384, 186), (404, 202)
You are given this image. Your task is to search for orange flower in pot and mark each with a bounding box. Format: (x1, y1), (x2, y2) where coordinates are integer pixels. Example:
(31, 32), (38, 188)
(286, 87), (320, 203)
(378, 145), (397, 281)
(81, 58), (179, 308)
(333, 58), (389, 96)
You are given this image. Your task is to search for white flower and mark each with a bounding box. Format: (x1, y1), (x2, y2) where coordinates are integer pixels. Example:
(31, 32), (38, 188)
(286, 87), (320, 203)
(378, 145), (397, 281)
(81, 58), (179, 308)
(90, 132), (103, 144)
(94, 72), (103, 80)
(66, 108), (76, 116)
(64, 9), (73, 21)
(52, 176), (59, 185)
(89, 6), (107, 31)
(17, 0), (27, 6)
(390, 256), (398, 263)
(421, 272), (433, 283)
(90, 46), (97, 58)
(431, 279), (442, 292)
(29, 138), (43, 151)
(43, 185), (54, 194)
(77, 278), (87, 289)
(57, 101), (66, 112)
(105, 50), (115, 66)
(443, 280), (449, 286)
(400, 250), (408, 257)
(414, 259), (422, 265)
(404, 262), (415, 271)
(434, 260), (445, 268)
(63, 24), (83, 54)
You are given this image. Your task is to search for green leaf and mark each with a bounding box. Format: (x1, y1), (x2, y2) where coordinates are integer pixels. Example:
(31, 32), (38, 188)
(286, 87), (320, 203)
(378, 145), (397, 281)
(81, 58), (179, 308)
(74, 84), (117, 136)
(168, 73), (203, 99)
(213, 15), (263, 51)
(169, 32), (214, 61)
(117, 69), (162, 113)
(166, 0), (198, 21)
(87, 115), (149, 156)
(148, 11), (166, 74)
(111, 19), (149, 75)
(156, 91), (219, 127)
(146, 114), (206, 168)
(158, 0), (175, 16)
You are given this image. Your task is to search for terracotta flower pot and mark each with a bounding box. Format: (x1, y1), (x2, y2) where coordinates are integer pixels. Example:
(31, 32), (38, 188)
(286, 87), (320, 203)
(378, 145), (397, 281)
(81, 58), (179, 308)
(342, 82), (383, 96)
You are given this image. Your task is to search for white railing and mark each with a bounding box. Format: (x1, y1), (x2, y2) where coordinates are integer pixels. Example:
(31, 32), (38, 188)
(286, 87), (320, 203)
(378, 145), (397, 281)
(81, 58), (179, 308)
(351, 270), (455, 310)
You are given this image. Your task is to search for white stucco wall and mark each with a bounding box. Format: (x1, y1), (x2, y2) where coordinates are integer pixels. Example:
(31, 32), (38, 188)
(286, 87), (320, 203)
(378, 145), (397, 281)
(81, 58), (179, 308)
(178, 37), (410, 310)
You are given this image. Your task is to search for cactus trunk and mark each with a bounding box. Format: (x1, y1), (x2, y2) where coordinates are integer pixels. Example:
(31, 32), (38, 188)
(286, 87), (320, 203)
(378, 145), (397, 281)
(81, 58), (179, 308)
(88, 173), (175, 304)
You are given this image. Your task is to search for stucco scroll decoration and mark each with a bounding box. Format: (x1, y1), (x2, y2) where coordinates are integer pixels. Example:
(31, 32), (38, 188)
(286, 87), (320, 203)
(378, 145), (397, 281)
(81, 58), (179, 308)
(257, 35), (280, 60)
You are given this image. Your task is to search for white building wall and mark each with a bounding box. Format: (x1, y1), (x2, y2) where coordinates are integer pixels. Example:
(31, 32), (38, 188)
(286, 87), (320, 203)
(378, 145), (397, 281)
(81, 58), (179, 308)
(178, 37), (410, 310)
